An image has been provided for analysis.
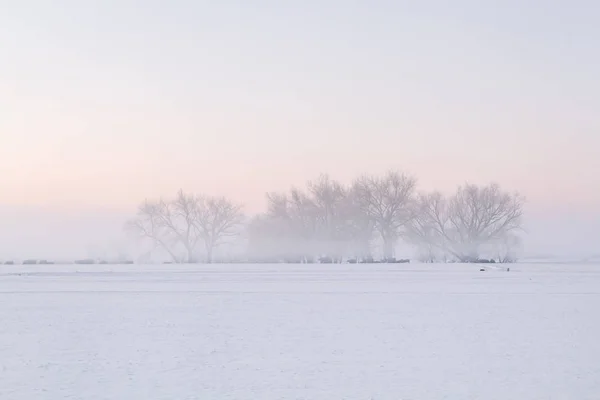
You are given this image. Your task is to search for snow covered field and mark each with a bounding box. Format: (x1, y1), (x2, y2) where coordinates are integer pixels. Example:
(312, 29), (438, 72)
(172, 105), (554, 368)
(1, 263), (599, 399)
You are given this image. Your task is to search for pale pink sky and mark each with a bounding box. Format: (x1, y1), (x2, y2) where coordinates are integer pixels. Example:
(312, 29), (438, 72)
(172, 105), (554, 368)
(1, 1), (599, 258)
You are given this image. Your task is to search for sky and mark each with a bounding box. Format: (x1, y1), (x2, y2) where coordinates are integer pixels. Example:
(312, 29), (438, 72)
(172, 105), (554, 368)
(1, 0), (599, 259)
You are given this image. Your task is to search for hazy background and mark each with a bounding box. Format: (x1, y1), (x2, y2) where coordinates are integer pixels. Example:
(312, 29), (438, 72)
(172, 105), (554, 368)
(1, 0), (599, 260)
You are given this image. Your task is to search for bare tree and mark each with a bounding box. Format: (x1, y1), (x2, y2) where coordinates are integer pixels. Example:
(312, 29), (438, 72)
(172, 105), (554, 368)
(167, 190), (204, 262)
(353, 171), (417, 260)
(307, 175), (350, 261)
(338, 188), (375, 261)
(264, 189), (320, 262)
(251, 172), (413, 263)
(407, 191), (449, 261)
(296, 190), (320, 261)
(248, 175), (374, 263)
(126, 190), (243, 263)
(447, 183), (524, 261)
(288, 188), (320, 254)
(408, 183), (525, 262)
(246, 193), (295, 262)
(195, 196), (244, 263)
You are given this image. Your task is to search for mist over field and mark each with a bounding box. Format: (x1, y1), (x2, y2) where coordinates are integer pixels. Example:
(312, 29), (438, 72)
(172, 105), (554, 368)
(0, 195), (598, 263)
(2, 1), (599, 264)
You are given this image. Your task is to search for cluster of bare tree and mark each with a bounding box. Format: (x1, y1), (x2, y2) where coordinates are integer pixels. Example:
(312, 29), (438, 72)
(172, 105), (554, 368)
(127, 171), (525, 263)
(126, 190), (244, 263)
(247, 172), (417, 263)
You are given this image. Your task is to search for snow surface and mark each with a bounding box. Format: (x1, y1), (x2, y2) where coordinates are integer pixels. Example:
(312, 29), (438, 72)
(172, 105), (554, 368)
(1, 263), (599, 399)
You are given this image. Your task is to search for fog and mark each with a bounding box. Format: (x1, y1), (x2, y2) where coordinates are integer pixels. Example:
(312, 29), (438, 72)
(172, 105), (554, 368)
(0, 206), (131, 261)
(0, 202), (598, 263)
(2, 1), (599, 263)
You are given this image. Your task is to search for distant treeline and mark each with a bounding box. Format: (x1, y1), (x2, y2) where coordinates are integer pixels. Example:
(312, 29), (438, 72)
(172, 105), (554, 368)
(2, 171), (524, 266)
(126, 170), (524, 265)
(2, 257), (509, 266)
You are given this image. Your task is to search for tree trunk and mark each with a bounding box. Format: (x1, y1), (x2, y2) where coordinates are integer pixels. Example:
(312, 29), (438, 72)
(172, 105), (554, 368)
(382, 236), (395, 260)
(204, 241), (214, 264)
(185, 245), (195, 263)
(158, 242), (180, 264)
